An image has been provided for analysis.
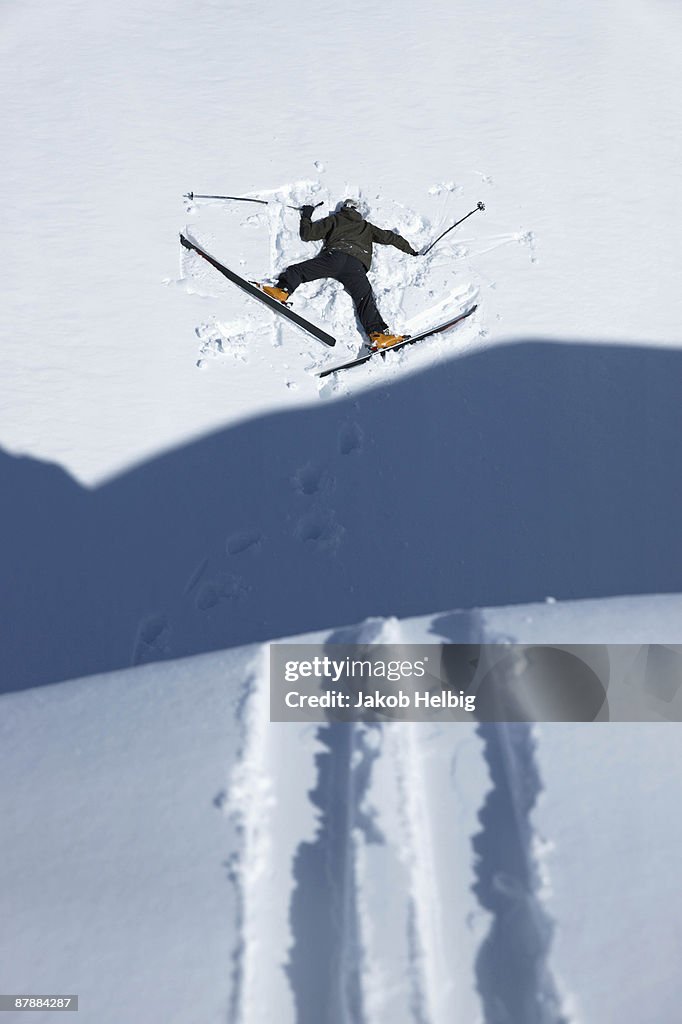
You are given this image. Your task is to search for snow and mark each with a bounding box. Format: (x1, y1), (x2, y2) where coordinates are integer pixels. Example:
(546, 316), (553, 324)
(0, 648), (249, 1023)
(4, 0), (682, 693)
(2, 598), (682, 1023)
(0, 618), (484, 1024)
(3, 0), (682, 487)
(3, 0), (682, 1020)
(3, 332), (681, 691)
(536, 723), (682, 1024)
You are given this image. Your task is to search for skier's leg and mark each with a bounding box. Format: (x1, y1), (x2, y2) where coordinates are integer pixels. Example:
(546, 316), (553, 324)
(278, 251), (340, 294)
(336, 256), (388, 335)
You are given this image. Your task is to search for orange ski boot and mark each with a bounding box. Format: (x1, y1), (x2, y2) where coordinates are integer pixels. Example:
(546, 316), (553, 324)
(369, 330), (407, 352)
(259, 284), (290, 304)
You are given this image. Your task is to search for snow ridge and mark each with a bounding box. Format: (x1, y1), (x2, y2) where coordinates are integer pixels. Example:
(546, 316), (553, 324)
(472, 720), (569, 1024)
(225, 647), (277, 1024)
(285, 619), (390, 1024)
(284, 617), (479, 1024)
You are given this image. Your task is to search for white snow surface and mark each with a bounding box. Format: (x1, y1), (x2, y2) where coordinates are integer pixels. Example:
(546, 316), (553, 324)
(2, 0), (682, 486)
(3, 1), (682, 1022)
(2, 596), (682, 1024)
(536, 723), (682, 1024)
(3, 0), (682, 694)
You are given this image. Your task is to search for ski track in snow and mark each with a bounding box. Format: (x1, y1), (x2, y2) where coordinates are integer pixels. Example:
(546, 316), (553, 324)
(472, 708), (570, 1024)
(223, 618), (488, 1024)
(223, 645), (320, 1023)
(221, 621), (575, 1023)
(223, 647), (274, 1024)
(284, 618), (389, 1024)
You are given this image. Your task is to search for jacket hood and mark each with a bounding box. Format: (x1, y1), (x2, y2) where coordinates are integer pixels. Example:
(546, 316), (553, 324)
(338, 207), (364, 223)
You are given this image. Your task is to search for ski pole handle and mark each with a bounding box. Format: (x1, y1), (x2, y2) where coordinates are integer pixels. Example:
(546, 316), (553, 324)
(421, 201), (485, 256)
(287, 201), (324, 212)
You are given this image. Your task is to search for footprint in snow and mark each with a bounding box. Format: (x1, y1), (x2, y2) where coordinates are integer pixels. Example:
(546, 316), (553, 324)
(195, 573), (248, 610)
(184, 557), (208, 594)
(292, 462), (332, 496)
(296, 510), (343, 551)
(132, 613), (171, 665)
(226, 529), (262, 555)
(338, 421), (363, 456)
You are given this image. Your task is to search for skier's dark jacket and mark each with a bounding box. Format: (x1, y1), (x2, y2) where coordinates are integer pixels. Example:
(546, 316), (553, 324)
(300, 206), (417, 270)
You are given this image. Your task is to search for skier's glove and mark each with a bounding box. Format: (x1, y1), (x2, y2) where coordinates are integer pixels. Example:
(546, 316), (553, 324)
(300, 205), (315, 219)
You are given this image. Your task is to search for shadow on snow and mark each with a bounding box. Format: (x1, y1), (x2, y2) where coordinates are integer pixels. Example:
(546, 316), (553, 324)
(2, 337), (681, 692)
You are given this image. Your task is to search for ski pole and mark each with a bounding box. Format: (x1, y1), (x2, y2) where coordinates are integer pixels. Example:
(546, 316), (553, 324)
(184, 192), (323, 212)
(421, 201), (485, 255)
(185, 192), (268, 205)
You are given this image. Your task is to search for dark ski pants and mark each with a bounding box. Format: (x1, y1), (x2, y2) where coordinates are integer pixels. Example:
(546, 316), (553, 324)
(278, 250), (387, 336)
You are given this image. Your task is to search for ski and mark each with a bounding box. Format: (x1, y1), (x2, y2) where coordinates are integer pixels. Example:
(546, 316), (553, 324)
(317, 304), (478, 378)
(179, 234), (336, 348)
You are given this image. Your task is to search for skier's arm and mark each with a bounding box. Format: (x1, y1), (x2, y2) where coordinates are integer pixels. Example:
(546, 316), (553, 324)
(300, 209), (336, 243)
(370, 224), (419, 256)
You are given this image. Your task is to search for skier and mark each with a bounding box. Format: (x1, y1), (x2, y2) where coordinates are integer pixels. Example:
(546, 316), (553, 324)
(260, 199), (420, 350)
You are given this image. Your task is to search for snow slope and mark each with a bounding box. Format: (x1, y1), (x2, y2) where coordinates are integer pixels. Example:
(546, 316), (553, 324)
(2, 596), (682, 1024)
(536, 723), (682, 1024)
(0, 620), (485, 1024)
(3, 0), (682, 694)
(3, 329), (681, 691)
(3, 1), (682, 1022)
(3, 0), (682, 487)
